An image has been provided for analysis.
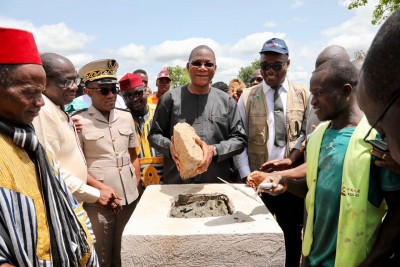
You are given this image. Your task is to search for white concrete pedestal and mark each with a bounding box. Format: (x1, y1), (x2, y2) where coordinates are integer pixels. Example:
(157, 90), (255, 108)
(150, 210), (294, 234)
(121, 184), (285, 266)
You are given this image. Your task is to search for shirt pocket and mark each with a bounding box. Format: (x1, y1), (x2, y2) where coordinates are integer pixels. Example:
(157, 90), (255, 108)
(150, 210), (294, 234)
(119, 128), (133, 136)
(118, 128), (133, 148)
(248, 115), (267, 145)
(287, 109), (303, 142)
(84, 131), (105, 141)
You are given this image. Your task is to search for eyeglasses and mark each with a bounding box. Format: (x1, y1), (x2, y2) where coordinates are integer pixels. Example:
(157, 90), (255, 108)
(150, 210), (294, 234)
(260, 62), (286, 71)
(249, 77), (263, 83)
(88, 86), (120, 96)
(47, 76), (82, 88)
(123, 90), (144, 100)
(363, 90), (400, 152)
(190, 61), (215, 68)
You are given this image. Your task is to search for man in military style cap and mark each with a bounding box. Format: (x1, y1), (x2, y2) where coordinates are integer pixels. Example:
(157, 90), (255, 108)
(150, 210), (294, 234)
(75, 59), (140, 267)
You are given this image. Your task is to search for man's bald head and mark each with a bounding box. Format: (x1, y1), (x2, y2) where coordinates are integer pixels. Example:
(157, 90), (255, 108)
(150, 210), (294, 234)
(188, 45), (216, 62)
(40, 53), (77, 106)
(315, 45), (350, 68)
(41, 53), (75, 77)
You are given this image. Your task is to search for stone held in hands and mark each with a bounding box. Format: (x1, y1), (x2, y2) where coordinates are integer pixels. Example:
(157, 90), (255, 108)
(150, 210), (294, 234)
(173, 122), (204, 179)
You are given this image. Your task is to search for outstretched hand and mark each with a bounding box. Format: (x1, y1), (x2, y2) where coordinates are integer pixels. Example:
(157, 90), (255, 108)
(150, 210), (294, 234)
(259, 158), (293, 172)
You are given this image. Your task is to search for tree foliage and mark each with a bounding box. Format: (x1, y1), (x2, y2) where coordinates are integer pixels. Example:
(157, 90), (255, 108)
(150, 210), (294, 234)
(238, 59), (260, 86)
(354, 49), (366, 60)
(348, 0), (400, 25)
(168, 65), (190, 88)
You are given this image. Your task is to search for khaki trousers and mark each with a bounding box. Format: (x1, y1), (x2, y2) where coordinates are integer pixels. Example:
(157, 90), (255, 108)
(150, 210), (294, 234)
(84, 200), (137, 267)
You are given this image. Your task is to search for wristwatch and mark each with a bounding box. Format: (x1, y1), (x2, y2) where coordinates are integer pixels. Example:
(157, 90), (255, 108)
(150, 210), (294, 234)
(213, 146), (218, 157)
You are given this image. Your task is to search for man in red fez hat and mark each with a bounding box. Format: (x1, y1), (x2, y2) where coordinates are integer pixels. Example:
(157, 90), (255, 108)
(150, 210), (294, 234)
(148, 67), (172, 104)
(120, 73), (164, 188)
(0, 27), (98, 266)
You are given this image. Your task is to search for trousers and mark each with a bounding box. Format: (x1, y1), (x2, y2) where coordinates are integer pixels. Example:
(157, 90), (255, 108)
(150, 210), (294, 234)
(261, 191), (304, 267)
(84, 200), (137, 267)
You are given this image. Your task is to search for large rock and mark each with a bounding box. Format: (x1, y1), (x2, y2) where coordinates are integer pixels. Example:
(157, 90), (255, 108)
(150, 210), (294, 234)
(173, 122), (203, 179)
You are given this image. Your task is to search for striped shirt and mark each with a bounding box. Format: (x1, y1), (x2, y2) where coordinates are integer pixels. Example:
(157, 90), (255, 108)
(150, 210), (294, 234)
(0, 134), (98, 267)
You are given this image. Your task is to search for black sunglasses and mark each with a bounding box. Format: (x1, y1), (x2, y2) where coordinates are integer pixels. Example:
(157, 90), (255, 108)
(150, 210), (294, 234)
(123, 90), (144, 100)
(190, 61), (215, 68)
(260, 62), (286, 71)
(363, 90), (400, 152)
(89, 86), (120, 96)
(249, 77), (263, 83)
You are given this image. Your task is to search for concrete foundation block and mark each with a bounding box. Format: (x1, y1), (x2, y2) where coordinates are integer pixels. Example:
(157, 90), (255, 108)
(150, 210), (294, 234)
(122, 184), (285, 266)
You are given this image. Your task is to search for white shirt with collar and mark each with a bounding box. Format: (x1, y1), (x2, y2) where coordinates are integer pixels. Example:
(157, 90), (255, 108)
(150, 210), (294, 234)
(233, 79), (289, 178)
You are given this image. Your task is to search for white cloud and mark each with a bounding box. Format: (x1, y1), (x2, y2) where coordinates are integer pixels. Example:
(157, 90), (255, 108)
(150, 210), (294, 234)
(148, 38), (220, 63)
(116, 43), (147, 65)
(291, 0), (304, 8)
(67, 54), (95, 70)
(321, 1), (379, 58)
(0, 16), (95, 54)
(230, 32), (286, 56)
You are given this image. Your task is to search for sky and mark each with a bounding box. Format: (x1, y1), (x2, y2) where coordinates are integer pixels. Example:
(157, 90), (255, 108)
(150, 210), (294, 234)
(0, 0), (381, 90)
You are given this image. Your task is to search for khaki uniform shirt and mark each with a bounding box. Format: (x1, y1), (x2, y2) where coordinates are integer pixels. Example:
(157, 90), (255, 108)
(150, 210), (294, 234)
(33, 95), (100, 203)
(75, 106), (139, 205)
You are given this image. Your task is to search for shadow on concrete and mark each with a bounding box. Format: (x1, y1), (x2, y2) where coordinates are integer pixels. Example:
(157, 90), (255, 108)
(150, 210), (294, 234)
(203, 211), (256, 226)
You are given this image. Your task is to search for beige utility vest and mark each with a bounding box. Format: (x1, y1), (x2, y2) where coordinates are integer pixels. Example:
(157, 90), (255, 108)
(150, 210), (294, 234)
(242, 82), (308, 171)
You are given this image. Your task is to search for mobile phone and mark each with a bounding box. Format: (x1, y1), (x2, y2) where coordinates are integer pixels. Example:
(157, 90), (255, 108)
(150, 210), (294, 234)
(366, 139), (389, 152)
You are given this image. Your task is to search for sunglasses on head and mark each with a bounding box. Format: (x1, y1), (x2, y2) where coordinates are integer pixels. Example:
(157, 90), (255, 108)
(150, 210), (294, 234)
(190, 61), (215, 68)
(249, 77), (263, 83)
(260, 62), (286, 71)
(123, 90), (144, 100)
(89, 86), (120, 96)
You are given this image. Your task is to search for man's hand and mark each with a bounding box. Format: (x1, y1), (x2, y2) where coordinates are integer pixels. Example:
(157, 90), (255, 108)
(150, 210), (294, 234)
(371, 149), (400, 175)
(169, 135), (181, 171)
(259, 158), (293, 172)
(97, 185), (122, 212)
(246, 171), (287, 196)
(71, 115), (83, 133)
(246, 171), (267, 189)
(195, 137), (213, 175)
(0, 263), (15, 267)
(259, 174), (287, 196)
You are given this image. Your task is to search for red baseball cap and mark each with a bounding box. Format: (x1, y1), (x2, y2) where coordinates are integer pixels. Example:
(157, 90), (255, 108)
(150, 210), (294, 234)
(0, 27), (42, 65)
(157, 67), (171, 81)
(119, 73), (143, 91)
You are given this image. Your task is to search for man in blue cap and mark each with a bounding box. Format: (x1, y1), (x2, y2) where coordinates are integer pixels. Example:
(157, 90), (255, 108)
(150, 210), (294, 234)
(234, 37), (309, 267)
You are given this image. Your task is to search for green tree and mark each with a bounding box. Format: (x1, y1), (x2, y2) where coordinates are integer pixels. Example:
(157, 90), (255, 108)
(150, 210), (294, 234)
(168, 65), (190, 88)
(348, 0), (400, 25)
(238, 59), (260, 86)
(354, 49), (366, 60)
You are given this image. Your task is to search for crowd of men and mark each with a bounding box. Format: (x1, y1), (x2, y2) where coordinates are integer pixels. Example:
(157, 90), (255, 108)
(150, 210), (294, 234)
(1, 6), (400, 267)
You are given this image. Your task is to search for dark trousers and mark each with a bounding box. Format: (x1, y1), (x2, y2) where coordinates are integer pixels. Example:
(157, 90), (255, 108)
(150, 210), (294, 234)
(261, 191), (304, 267)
